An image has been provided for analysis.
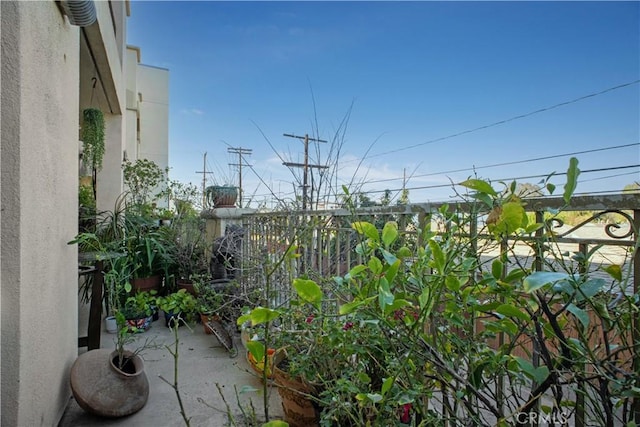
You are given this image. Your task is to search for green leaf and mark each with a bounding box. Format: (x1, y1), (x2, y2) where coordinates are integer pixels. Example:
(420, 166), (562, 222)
(383, 299), (411, 316)
(504, 268), (526, 284)
(604, 264), (623, 282)
(339, 296), (375, 315)
(397, 246), (412, 258)
(352, 221), (379, 242)
(359, 393), (383, 404)
(496, 304), (529, 322)
(382, 221), (398, 248)
(381, 377), (394, 396)
(514, 356), (549, 384)
(384, 259), (400, 283)
(262, 421), (289, 427)
(546, 182), (556, 194)
(348, 265), (368, 278)
(499, 202), (526, 234)
(238, 385), (259, 394)
(368, 257), (383, 275)
(293, 278), (323, 309)
(249, 307), (280, 326)
(419, 287), (431, 313)
(460, 179), (497, 196)
(474, 192), (494, 208)
(445, 274), (461, 292)
(246, 340), (265, 363)
(378, 279), (394, 311)
(428, 240), (445, 274)
(474, 301), (501, 313)
(381, 249), (398, 266)
(491, 259), (503, 280)
(567, 303), (589, 329)
(236, 313), (251, 326)
(575, 278), (605, 302)
(523, 272), (569, 293)
(563, 157), (580, 204)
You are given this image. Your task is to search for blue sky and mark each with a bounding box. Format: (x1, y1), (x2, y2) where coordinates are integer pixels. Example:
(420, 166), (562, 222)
(127, 1), (639, 207)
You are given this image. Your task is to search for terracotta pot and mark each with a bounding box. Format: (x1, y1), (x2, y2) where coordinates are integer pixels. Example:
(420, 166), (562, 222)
(70, 349), (149, 417)
(131, 275), (162, 293)
(177, 279), (197, 296)
(200, 313), (220, 334)
(273, 364), (320, 427)
(247, 348), (277, 379)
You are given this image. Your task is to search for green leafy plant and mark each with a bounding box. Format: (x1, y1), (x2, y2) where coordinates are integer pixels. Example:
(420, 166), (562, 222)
(158, 208), (174, 221)
(236, 158), (639, 426)
(157, 289), (198, 323)
(193, 275), (223, 316)
(81, 108), (105, 172)
(120, 290), (157, 320)
(122, 158), (168, 208)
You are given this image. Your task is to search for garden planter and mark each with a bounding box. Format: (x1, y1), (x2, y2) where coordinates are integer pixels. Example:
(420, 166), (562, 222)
(70, 349), (149, 417)
(273, 364), (320, 427)
(200, 313), (220, 334)
(247, 348), (278, 379)
(125, 315), (152, 333)
(205, 185), (238, 208)
(105, 315), (118, 334)
(131, 275), (162, 293)
(164, 310), (183, 328)
(177, 279), (197, 296)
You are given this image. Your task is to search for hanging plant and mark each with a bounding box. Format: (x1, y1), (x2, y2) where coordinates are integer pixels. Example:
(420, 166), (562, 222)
(81, 108), (105, 172)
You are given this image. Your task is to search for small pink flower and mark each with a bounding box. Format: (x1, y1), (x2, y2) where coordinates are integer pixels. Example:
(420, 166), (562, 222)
(342, 321), (354, 331)
(305, 315), (314, 324)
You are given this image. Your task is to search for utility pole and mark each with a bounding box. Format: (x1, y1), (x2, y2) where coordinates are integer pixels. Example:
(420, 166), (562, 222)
(195, 152), (214, 207)
(228, 146), (252, 208)
(282, 133), (328, 210)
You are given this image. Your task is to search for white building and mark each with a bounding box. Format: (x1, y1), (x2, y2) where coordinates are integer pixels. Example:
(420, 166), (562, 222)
(1, 1), (168, 424)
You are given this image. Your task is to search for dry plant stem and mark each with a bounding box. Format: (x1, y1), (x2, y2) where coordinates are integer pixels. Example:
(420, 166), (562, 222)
(159, 322), (191, 427)
(215, 382), (237, 427)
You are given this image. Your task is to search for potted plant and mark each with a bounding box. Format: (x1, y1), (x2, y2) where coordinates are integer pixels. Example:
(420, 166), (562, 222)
(119, 290), (157, 333)
(127, 227), (175, 293)
(157, 208), (174, 227)
(193, 274), (223, 333)
(163, 213), (209, 292)
(157, 289), (198, 328)
(205, 184), (238, 208)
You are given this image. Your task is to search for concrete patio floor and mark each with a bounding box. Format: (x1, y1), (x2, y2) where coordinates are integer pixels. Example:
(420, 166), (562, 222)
(58, 317), (284, 427)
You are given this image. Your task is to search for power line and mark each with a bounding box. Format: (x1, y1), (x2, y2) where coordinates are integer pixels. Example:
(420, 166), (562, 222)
(348, 142), (640, 186)
(283, 133), (328, 210)
(228, 146), (252, 208)
(361, 164), (640, 195)
(195, 152), (215, 207)
(350, 79), (640, 161)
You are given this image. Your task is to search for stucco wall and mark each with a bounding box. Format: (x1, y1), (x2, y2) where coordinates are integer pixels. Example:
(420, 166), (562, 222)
(1, 1), (79, 425)
(138, 64), (169, 175)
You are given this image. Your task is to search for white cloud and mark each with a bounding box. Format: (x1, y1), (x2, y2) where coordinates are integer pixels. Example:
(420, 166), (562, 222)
(181, 108), (204, 116)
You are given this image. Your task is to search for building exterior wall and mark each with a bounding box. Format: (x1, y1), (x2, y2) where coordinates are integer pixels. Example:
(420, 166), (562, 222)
(125, 46), (170, 206)
(1, 1), (79, 425)
(86, 1), (128, 213)
(1, 2), (167, 423)
(138, 64), (169, 176)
